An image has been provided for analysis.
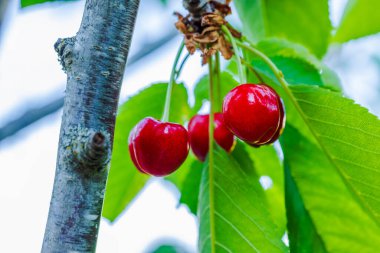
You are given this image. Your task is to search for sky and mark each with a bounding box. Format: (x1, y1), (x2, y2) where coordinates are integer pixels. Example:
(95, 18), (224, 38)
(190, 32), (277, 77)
(0, 0), (379, 252)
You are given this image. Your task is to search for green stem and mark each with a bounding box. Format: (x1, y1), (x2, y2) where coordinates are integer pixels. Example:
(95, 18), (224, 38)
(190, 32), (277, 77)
(175, 52), (190, 79)
(240, 57), (264, 83)
(235, 40), (291, 92)
(221, 25), (246, 84)
(215, 52), (222, 111)
(162, 41), (185, 122)
(207, 57), (216, 253)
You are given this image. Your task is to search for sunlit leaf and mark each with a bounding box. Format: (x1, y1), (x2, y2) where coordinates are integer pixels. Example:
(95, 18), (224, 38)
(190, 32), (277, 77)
(234, 0), (331, 57)
(247, 144), (286, 234)
(333, 0), (380, 43)
(282, 126), (380, 252)
(198, 144), (287, 252)
(288, 85), (380, 224)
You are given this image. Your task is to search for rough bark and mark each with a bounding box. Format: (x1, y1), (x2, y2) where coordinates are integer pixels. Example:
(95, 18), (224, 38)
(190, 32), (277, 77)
(42, 0), (140, 252)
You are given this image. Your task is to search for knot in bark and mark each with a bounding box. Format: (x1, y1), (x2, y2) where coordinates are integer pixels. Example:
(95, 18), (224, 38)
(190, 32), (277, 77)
(54, 37), (76, 73)
(70, 127), (111, 173)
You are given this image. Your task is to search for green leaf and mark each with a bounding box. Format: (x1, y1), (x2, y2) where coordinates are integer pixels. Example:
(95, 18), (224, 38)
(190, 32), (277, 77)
(165, 154), (197, 191)
(333, 0), (380, 43)
(282, 126), (380, 252)
(21, 0), (75, 8)
(256, 38), (321, 68)
(252, 56), (323, 87)
(178, 160), (203, 214)
(103, 83), (191, 221)
(248, 40), (342, 91)
(247, 144), (286, 234)
(193, 72), (238, 113)
(198, 144), (287, 252)
(284, 160), (327, 253)
(288, 85), (380, 224)
(164, 155), (203, 214)
(234, 0), (331, 57)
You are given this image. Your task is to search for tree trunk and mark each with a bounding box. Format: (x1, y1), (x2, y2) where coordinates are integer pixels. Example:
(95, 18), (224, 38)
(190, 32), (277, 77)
(42, 0), (140, 252)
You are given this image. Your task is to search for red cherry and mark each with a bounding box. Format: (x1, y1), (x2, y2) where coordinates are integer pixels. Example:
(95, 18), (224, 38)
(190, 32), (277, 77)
(188, 113), (235, 161)
(128, 126), (146, 174)
(222, 83), (285, 146)
(128, 117), (189, 176)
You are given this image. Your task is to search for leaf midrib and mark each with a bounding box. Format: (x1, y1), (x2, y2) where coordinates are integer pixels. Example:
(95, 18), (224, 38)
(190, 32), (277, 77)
(284, 86), (380, 227)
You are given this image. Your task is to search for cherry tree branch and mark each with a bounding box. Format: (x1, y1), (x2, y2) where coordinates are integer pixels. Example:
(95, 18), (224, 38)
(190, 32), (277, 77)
(41, 0), (140, 251)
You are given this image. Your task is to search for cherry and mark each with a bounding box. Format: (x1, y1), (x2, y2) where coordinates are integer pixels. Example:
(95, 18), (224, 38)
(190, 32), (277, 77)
(188, 113), (235, 161)
(222, 83), (285, 146)
(128, 117), (189, 176)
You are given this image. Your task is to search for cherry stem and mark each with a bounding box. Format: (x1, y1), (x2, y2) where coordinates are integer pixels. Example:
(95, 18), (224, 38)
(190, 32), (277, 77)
(162, 41), (185, 122)
(221, 25), (246, 84)
(236, 40), (290, 89)
(207, 56), (216, 253)
(240, 57), (264, 83)
(215, 52), (222, 111)
(175, 52), (190, 79)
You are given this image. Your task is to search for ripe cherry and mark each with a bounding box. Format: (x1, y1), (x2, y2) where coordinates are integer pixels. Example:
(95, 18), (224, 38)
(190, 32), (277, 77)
(188, 113), (235, 161)
(128, 117), (189, 176)
(222, 83), (285, 146)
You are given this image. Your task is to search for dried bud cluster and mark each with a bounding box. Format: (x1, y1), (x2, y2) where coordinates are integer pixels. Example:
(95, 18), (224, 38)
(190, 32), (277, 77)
(175, 0), (241, 64)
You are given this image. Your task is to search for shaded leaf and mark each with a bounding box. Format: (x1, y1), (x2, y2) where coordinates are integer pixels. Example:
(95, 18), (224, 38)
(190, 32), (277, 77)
(284, 163), (326, 253)
(178, 160), (203, 214)
(193, 72), (238, 113)
(164, 154), (202, 214)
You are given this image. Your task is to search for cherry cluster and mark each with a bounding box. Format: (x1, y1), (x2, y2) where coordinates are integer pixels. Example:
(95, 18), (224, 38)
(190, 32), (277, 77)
(128, 83), (285, 176)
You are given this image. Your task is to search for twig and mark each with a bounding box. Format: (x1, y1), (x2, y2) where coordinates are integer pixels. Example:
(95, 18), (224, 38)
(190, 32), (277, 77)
(0, 30), (178, 142)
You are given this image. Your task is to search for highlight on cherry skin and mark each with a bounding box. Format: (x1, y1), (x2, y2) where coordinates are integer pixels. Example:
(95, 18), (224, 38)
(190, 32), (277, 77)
(128, 117), (190, 176)
(222, 83), (286, 146)
(188, 113), (235, 161)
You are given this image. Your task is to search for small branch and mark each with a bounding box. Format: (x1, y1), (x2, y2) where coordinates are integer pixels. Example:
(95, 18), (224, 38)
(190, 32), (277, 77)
(0, 0), (10, 37)
(0, 31), (177, 143)
(0, 97), (64, 142)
